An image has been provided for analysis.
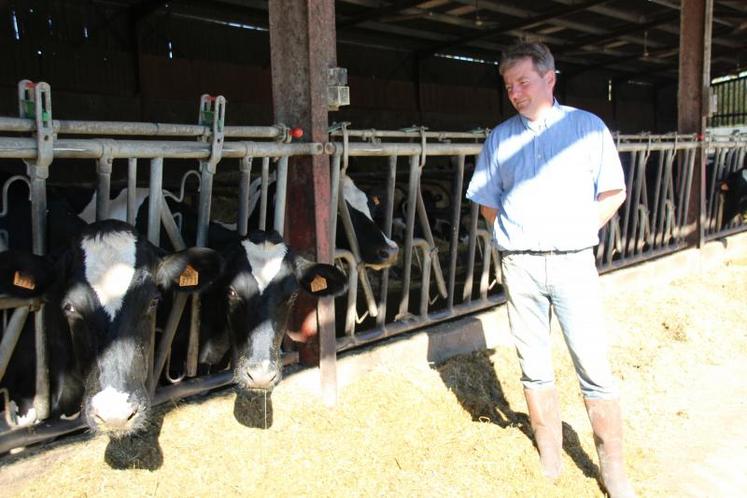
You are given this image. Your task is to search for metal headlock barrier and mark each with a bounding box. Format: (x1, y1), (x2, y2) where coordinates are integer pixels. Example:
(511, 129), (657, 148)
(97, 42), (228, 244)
(0, 81), (745, 453)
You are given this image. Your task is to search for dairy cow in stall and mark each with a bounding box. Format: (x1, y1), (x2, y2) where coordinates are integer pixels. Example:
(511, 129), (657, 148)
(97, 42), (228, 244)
(720, 168), (747, 228)
(0, 220), (221, 437)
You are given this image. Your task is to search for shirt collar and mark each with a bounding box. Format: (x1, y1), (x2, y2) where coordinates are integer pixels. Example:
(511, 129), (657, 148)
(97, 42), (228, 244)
(520, 99), (563, 132)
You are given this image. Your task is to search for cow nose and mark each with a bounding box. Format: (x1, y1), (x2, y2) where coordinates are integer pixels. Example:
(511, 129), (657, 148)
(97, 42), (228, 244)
(244, 366), (278, 390)
(89, 387), (139, 432)
(378, 244), (399, 262)
(92, 406), (138, 429)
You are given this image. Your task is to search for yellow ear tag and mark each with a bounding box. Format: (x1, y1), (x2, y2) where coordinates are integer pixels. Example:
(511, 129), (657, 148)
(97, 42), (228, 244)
(310, 275), (328, 293)
(13, 271), (36, 290)
(179, 264), (199, 287)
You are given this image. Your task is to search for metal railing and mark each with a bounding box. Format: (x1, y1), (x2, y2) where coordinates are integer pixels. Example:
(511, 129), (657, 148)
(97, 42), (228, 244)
(705, 135), (747, 240)
(0, 82), (321, 452)
(0, 81), (746, 453)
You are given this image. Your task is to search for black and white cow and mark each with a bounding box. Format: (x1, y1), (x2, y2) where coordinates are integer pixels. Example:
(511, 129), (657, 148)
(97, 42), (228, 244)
(335, 175), (399, 269)
(64, 183), (355, 392)
(0, 220), (221, 437)
(720, 168), (747, 228)
(195, 229), (347, 392)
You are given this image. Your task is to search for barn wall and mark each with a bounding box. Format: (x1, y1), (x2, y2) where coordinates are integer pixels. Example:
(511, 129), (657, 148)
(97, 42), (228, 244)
(0, 2), (674, 133)
(563, 71), (615, 125)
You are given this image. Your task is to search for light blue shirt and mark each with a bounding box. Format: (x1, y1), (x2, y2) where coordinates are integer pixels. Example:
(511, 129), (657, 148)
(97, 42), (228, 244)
(466, 101), (625, 252)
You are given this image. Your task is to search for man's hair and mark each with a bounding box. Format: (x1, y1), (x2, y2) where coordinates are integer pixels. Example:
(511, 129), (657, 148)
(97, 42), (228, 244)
(498, 42), (555, 76)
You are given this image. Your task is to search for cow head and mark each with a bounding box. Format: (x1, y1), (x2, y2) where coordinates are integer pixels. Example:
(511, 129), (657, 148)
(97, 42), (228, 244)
(202, 230), (346, 393)
(0, 220), (222, 438)
(719, 168), (747, 228)
(340, 175), (399, 269)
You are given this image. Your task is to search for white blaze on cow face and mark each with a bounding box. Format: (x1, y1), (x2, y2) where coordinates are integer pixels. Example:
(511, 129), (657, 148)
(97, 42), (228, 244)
(81, 231), (137, 321)
(242, 239), (288, 294)
(342, 175), (373, 221)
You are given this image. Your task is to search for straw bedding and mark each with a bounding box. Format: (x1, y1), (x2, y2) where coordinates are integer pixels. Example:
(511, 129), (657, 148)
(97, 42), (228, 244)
(1, 256), (746, 497)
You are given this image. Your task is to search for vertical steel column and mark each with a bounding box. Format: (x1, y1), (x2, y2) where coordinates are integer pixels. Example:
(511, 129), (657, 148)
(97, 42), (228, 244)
(415, 241), (432, 319)
(376, 155), (397, 327)
(330, 153), (356, 335)
(127, 158), (138, 225)
(619, 151), (637, 257)
(678, 0), (713, 247)
(396, 155), (421, 319)
(273, 156), (288, 236)
(462, 202), (480, 303)
(269, 0), (337, 404)
(189, 95), (225, 378)
(147, 158), (163, 246)
(329, 154), (341, 254)
(678, 148), (697, 242)
(447, 155), (465, 311)
(237, 156), (253, 237)
(415, 181), (447, 298)
(651, 149), (668, 248)
(259, 157), (270, 231)
(19, 80), (54, 421)
(96, 150), (113, 221)
(625, 149), (648, 256)
(144, 157), (163, 388)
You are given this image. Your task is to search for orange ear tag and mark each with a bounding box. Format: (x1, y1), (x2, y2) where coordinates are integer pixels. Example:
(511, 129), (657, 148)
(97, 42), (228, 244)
(13, 271), (36, 290)
(310, 275), (328, 293)
(179, 264), (199, 287)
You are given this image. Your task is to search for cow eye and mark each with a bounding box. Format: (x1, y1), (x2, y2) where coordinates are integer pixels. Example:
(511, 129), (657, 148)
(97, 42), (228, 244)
(62, 302), (75, 315)
(227, 287), (238, 299)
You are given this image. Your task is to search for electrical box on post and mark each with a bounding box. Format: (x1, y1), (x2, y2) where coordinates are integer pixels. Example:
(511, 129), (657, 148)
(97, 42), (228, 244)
(328, 67), (350, 111)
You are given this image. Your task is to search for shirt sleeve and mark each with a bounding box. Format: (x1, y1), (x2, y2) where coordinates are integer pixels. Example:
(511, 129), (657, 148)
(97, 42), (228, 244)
(466, 131), (502, 208)
(594, 126), (626, 196)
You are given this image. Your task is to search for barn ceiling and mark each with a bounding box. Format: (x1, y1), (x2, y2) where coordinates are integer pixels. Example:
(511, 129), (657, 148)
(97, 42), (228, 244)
(87, 0), (747, 83)
(334, 0), (747, 81)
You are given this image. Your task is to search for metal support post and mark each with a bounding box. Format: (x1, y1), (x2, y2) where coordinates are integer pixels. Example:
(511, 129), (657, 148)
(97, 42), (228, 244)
(237, 156), (253, 237)
(19, 80), (54, 421)
(188, 95), (225, 378)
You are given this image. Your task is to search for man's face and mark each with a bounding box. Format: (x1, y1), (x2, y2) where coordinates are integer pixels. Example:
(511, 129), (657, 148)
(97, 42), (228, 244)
(502, 57), (556, 121)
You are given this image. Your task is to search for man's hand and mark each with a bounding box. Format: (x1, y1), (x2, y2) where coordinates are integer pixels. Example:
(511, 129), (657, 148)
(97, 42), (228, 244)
(480, 205), (498, 226)
(596, 189), (626, 228)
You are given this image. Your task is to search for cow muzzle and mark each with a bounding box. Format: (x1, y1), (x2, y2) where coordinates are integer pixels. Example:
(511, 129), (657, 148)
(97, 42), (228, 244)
(367, 239), (399, 270)
(88, 386), (146, 436)
(236, 360), (281, 392)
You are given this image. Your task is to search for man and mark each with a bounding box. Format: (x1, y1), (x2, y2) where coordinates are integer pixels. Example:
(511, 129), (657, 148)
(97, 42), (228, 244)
(466, 42), (635, 498)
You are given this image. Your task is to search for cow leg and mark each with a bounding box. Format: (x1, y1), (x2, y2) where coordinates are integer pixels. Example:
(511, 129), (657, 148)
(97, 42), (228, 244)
(524, 387), (563, 480)
(584, 398), (636, 498)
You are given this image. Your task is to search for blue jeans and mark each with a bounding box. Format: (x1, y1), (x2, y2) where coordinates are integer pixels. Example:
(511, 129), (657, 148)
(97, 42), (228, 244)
(500, 248), (619, 399)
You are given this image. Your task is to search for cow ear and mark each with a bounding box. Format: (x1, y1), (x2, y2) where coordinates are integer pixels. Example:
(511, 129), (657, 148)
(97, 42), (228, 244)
(157, 247), (223, 293)
(295, 257), (348, 297)
(0, 250), (56, 298)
